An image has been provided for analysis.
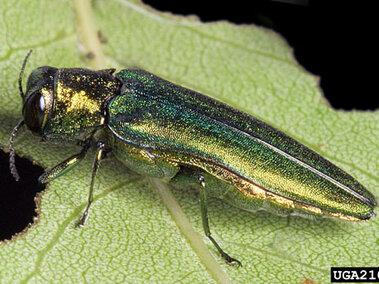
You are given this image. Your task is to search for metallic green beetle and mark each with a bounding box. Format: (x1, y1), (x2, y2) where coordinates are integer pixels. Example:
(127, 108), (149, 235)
(10, 52), (376, 266)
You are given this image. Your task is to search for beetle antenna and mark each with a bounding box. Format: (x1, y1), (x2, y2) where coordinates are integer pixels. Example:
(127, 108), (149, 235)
(9, 120), (25, 181)
(18, 50), (33, 101)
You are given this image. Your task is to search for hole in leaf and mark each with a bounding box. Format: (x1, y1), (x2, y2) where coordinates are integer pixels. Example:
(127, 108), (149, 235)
(0, 150), (45, 241)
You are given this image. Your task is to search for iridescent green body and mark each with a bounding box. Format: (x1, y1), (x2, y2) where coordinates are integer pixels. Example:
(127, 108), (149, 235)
(11, 63), (376, 265)
(109, 69), (375, 220)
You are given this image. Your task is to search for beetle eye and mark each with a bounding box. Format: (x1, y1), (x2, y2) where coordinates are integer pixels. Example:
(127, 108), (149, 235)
(23, 91), (45, 134)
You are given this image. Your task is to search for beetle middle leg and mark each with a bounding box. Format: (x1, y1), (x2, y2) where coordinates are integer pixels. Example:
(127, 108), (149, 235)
(77, 141), (106, 227)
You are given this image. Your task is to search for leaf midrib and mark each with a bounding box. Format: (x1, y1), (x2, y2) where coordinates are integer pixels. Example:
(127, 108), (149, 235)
(71, 0), (231, 282)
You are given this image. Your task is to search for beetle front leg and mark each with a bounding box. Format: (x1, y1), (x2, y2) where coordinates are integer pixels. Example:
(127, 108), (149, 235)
(77, 141), (106, 227)
(197, 174), (242, 267)
(38, 143), (90, 183)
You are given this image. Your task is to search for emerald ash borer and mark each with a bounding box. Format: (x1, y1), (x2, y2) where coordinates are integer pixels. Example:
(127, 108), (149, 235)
(9, 51), (376, 266)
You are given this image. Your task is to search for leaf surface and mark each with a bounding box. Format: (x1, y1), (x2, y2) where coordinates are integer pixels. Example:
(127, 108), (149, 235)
(0, 0), (378, 283)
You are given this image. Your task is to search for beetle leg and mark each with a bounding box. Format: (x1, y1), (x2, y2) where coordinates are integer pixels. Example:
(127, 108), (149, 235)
(38, 143), (90, 183)
(77, 141), (106, 227)
(197, 174), (242, 267)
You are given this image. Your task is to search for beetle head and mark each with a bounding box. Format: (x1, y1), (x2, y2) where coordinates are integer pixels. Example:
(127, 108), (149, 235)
(22, 66), (58, 136)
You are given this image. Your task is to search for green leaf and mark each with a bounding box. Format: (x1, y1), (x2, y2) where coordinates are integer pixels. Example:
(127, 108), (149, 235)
(0, 0), (378, 283)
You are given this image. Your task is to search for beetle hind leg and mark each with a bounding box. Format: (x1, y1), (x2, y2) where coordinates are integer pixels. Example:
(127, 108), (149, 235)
(197, 173), (242, 266)
(172, 170), (242, 266)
